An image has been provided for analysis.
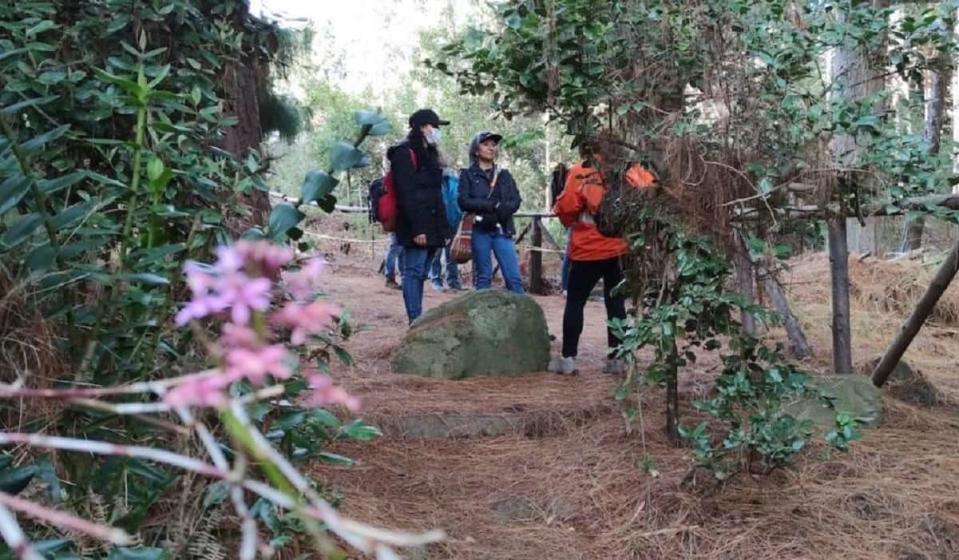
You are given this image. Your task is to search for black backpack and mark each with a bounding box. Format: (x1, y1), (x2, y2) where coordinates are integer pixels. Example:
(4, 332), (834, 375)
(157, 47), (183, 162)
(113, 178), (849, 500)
(367, 177), (385, 224)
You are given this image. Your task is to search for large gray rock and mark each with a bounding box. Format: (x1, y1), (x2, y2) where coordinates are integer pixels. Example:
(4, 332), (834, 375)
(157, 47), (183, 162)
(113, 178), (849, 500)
(786, 375), (883, 431)
(391, 289), (550, 379)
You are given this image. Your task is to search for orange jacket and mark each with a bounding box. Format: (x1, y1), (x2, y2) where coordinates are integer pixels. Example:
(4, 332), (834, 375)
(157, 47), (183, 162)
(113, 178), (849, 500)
(553, 162), (656, 261)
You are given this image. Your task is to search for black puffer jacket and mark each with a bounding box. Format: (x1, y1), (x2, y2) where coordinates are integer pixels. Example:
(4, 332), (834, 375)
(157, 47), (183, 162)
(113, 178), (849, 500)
(388, 139), (449, 248)
(457, 163), (522, 237)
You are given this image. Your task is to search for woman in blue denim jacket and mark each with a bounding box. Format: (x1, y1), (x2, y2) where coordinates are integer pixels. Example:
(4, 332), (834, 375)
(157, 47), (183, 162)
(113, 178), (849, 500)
(457, 131), (524, 293)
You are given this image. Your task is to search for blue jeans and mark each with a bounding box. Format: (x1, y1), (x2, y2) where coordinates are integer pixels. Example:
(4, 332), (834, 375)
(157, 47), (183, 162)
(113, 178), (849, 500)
(401, 246), (438, 323)
(472, 229), (524, 294)
(429, 246), (461, 288)
(384, 233), (403, 281)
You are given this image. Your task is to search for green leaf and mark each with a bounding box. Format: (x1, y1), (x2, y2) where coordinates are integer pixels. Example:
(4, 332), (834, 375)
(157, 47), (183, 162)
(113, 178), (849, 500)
(311, 409), (341, 429)
(146, 157), (165, 182)
(340, 420), (381, 441)
(51, 200), (97, 231)
(354, 110), (386, 126)
(301, 170), (338, 204)
(27, 539), (70, 555)
(123, 273), (170, 286)
(38, 171), (87, 195)
(318, 193), (338, 213)
(1, 213), (44, 251)
(330, 142), (367, 171)
(333, 345), (353, 367)
(94, 69), (145, 98)
(203, 481), (229, 509)
(274, 411), (307, 430)
(26, 20), (58, 36)
(0, 466), (36, 496)
(25, 243), (57, 273)
(318, 452), (354, 466)
(20, 125), (70, 154)
(148, 65), (171, 88)
(37, 70), (66, 85)
(0, 175), (31, 215)
(1, 95), (60, 115)
(369, 120), (394, 136)
(268, 203), (305, 240)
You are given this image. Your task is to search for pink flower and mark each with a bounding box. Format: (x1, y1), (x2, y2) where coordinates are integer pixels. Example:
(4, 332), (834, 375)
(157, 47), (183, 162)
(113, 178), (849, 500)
(183, 261), (215, 292)
(175, 242), (285, 327)
(215, 272), (272, 324)
(164, 372), (230, 408)
(214, 245), (245, 273)
(175, 296), (224, 326)
(234, 240), (294, 277)
(272, 301), (340, 345)
(305, 373), (361, 413)
(282, 257), (325, 301)
(220, 323), (260, 349)
(224, 344), (293, 386)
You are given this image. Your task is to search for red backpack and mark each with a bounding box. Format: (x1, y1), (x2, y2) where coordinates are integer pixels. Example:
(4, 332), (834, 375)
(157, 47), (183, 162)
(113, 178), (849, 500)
(372, 148), (417, 232)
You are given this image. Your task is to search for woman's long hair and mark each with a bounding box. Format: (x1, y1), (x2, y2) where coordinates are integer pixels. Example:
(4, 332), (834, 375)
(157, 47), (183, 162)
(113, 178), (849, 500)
(407, 127), (441, 170)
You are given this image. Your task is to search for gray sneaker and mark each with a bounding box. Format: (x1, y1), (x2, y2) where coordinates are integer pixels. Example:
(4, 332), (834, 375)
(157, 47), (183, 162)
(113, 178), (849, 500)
(603, 358), (626, 375)
(547, 356), (577, 375)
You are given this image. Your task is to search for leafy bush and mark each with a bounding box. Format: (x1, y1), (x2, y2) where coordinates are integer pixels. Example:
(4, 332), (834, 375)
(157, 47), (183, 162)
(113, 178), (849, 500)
(0, 1), (416, 556)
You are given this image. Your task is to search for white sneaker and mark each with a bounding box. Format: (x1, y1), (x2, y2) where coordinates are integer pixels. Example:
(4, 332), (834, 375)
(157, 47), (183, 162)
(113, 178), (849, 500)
(547, 356), (577, 375)
(603, 358), (626, 375)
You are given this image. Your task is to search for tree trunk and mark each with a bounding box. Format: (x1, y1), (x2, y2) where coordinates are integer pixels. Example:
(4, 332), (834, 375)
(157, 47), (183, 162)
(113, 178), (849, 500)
(827, 217), (853, 373)
(760, 265), (812, 360)
(872, 239), (959, 387)
(732, 230), (811, 357)
(827, 3), (886, 373)
(221, 61), (270, 227)
(733, 240), (757, 336)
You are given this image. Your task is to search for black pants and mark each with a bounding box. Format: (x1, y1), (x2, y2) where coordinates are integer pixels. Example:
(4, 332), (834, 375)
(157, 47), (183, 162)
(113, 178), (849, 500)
(562, 257), (627, 358)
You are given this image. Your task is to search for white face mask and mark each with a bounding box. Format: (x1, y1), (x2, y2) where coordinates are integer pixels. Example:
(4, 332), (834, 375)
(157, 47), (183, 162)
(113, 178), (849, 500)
(426, 128), (442, 145)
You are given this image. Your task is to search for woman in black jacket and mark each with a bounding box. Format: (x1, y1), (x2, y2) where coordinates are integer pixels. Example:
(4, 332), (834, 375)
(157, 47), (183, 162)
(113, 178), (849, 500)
(389, 108), (451, 323)
(458, 131), (524, 293)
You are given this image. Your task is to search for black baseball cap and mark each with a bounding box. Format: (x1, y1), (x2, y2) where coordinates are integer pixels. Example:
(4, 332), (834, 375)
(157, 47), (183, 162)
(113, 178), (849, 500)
(408, 108), (450, 128)
(476, 131), (503, 144)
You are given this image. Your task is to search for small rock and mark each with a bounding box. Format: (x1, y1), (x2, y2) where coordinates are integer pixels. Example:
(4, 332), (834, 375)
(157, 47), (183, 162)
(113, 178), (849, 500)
(493, 497), (535, 523)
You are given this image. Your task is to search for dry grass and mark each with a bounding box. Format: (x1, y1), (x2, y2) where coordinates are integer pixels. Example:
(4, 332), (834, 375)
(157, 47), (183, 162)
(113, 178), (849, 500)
(305, 238), (959, 560)
(781, 252), (959, 399)
(0, 265), (64, 385)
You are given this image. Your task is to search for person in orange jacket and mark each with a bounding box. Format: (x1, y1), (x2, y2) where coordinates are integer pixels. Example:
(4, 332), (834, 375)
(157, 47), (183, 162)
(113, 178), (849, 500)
(548, 140), (656, 375)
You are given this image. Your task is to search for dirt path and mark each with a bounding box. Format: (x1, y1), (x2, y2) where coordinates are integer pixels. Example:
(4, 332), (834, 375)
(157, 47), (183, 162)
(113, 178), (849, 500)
(310, 245), (959, 560)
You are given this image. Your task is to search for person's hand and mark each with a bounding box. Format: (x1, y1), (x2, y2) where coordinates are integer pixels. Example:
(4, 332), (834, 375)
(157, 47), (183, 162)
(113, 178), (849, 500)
(413, 234), (427, 246)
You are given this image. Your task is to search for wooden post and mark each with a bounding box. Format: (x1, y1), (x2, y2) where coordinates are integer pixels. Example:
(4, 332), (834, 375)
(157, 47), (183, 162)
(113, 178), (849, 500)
(872, 240), (959, 387)
(530, 217), (543, 294)
(827, 216), (853, 374)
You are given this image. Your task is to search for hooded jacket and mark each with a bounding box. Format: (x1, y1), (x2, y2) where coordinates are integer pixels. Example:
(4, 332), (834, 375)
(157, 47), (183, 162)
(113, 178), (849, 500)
(387, 137), (450, 247)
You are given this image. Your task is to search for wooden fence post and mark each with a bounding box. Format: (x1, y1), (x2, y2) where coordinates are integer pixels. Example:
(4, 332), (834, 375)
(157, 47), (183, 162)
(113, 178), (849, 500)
(530, 217), (543, 294)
